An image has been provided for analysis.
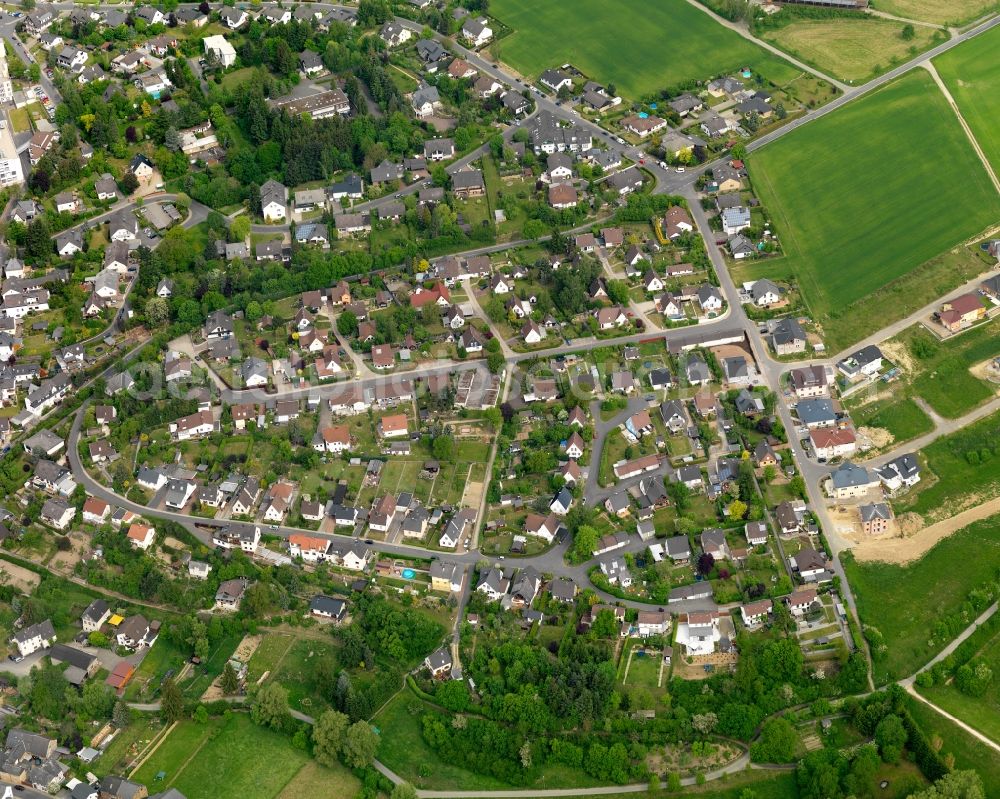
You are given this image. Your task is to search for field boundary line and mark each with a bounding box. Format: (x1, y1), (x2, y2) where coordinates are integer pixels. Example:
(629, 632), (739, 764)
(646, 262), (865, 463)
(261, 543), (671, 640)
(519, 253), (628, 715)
(922, 62), (1000, 194)
(153, 726), (215, 788)
(127, 720), (178, 778)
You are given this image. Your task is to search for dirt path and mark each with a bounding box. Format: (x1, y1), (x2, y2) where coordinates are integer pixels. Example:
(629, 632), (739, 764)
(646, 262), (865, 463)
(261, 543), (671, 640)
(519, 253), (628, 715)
(852, 494), (1000, 563)
(923, 62), (1000, 194)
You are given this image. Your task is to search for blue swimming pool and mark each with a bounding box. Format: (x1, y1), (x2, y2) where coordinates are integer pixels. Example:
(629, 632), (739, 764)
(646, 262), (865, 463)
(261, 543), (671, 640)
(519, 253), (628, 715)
(402, 568), (416, 579)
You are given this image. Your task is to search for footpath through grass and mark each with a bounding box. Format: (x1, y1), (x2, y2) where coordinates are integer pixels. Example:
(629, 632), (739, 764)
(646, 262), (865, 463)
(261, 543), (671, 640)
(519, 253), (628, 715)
(490, 0), (801, 98)
(748, 69), (1000, 351)
(917, 625), (1000, 744)
(557, 771), (799, 799)
(904, 695), (1000, 799)
(935, 22), (1000, 180)
(843, 516), (1000, 683)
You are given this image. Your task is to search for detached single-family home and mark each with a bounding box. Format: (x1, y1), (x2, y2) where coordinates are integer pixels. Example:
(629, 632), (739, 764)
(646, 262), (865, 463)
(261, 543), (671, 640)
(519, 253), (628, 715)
(462, 17), (493, 47)
(828, 461), (879, 499)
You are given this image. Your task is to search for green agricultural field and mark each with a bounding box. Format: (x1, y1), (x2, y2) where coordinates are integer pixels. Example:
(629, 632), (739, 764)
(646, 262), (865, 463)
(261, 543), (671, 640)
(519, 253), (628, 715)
(760, 17), (943, 83)
(872, 0), (998, 26)
(748, 70), (1000, 350)
(918, 625), (1000, 744)
(895, 411), (1000, 521)
(935, 23), (1000, 178)
(843, 516), (1000, 683)
(132, 713), (351, 799)
(904, 695), (1000, 799)
(891, 318), (1000, 418)
(490, 0), (802, 98)
(847, 396), (933, 448)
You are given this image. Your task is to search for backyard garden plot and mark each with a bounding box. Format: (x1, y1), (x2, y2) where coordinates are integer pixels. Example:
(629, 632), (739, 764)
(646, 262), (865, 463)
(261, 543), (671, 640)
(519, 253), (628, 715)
(748, 69), (1000, 350)
(760, 16), (944, 83)
(935, 22), (1000, 177)
(490, 0), (802, 98)
(619, 639), (669, 709)
(843, 515), (1000, 683)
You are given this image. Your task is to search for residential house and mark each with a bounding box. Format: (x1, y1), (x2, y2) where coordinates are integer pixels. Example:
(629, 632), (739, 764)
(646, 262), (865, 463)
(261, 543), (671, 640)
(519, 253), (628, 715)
(215, 578), (248, 611)
(740, 599), (772, 627)
(476, 567), (510, 601)
(837, 345), (883, 382)
(462, 17), (493, 47)
(621, 114), (667, 138)
(876, 453), (921, 493)
(11, 619), (55, 657)
(663, 205), (694, 239)
(126, 523), (155, 551)
(379, 21), (412, 47)
(115, 614), (159, 649)
(789, 365), (829, 398)
(770, 317), (807, 355)
(860, 502), (892, 535)
(797, 398), (837, 429)
(938, 292), (986, 332)
(809, 426), (857, 460)
(260, 180), (288, 222)
(40, 498), (74, 530)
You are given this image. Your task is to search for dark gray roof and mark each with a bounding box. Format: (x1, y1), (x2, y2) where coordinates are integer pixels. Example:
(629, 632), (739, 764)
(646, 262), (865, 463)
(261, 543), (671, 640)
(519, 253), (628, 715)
(309, 595), (346, 617)
(49, 643), (98, 671)
(82, 599), (109, 623)
(797, 398), (836, 426)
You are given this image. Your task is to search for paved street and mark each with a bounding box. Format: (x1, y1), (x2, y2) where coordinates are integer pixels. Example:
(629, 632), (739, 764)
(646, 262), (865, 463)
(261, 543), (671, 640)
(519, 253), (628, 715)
(5, 5), (1000, 795)
(41, 0), (999, 650)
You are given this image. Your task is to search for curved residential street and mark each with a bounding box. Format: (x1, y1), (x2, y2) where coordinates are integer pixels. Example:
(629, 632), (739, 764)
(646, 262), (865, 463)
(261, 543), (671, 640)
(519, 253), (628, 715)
(6, 1), (1000, 796)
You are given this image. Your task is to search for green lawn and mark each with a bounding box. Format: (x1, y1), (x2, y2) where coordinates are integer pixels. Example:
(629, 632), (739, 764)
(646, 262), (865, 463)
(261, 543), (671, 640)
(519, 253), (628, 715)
(892, 318), (1000, 418)
(896, 411), (1000, 521)
(843, 516), (1000, 683)
(268, 637), (343, 714)
(620, 640), (668, 709)
(904, 695), (1000, 799)
(918, 626), (1000, 744)
(490, 0), (802, 98)
(133, 713), (331, 799)
(847, 396), (934, 446)
(935, 22), (1000, 184)
(748, 69), (1000, 350)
